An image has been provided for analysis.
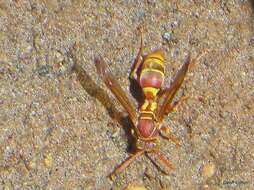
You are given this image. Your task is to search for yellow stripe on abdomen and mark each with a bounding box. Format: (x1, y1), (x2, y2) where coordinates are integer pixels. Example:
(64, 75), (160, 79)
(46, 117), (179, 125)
(143, 87), (160, 99)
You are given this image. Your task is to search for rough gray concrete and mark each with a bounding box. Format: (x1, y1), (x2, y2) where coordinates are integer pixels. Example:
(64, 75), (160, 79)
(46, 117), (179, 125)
(0, 1), (253, 189)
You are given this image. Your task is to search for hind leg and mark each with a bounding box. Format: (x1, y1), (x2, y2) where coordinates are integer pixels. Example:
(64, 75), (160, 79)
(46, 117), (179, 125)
(147, 150), (175, 173)
(110, 150), (144, 179)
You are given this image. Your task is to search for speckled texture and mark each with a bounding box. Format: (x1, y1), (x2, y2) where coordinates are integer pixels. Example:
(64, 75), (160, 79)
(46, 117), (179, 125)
(0, 1), (253, 190)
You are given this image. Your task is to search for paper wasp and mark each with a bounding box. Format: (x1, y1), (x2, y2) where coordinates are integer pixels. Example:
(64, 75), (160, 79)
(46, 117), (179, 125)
(95, 29), (205, 179)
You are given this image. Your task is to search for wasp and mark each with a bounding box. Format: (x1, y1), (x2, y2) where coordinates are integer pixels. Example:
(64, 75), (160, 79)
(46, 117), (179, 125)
(95, 29), (205, 179)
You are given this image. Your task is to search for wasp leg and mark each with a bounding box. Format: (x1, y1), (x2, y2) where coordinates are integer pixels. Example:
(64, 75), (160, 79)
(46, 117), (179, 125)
(110, 150), (144, 180)
(156, 50), (208, 122)
(154, 150), (175, 171)
(130, 26), (144, 80)
(188, 49), (208, 71)
(159, 126), (181, 147)
(165, 95), (204, 114)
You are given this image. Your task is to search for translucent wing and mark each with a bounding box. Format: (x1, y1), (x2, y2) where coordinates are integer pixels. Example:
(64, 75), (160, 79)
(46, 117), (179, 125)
(95, 56), (138, 125)
(156, 55), (191, 122)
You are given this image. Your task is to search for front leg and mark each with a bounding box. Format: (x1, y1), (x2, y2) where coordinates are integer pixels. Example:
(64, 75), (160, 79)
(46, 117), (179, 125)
(130, 26), (144, 80)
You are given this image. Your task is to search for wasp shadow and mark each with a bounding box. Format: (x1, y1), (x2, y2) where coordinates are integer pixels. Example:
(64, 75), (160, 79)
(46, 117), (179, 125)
(250, 0), (254, 11)
(129, 77), (144, 108)
(248, 0), (254, 23)
(72, 54), (137, 153)
(128, 57), (145, 107)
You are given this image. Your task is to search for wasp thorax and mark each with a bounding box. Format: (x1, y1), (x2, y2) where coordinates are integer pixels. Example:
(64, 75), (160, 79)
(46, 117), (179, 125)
(137, 119), (157, 138)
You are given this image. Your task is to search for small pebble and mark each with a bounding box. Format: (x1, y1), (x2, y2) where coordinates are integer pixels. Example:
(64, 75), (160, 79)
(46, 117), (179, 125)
(54, 51), (64, 63)
(163, 32), (173, 41)
(37, 64), (51, 76)
(19, 44), (33, 59)
(0, 52), (9, 63)
(34, 35), (43, 49)
(162, 32), (177, 43)
(171, 21), (179, 28)
(124, 184), (147, 190)
(43, 153), (53, 168)
(28, 157), (37, 169)
(249, 36), (254, 45)
(0, 6), (7, 17)
(3, 181), (14, 190)
(202, 163), (216, 178)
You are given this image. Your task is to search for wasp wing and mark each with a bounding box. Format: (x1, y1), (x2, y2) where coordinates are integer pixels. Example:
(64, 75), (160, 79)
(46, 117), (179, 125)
(95, 56), (138, 124)
(156, 55), (191, 122)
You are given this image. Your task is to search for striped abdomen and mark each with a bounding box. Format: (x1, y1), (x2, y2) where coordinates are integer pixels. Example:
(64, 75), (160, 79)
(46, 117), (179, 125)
(139, 50), (165, 99)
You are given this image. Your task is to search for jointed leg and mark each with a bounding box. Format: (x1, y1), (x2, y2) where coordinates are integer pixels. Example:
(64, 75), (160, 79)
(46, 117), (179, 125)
(161, 95), (204, 146)
(154, 150), (175, 171)
(110, 150), (144, 179)
(188, 49), (208, 71)
(130, 26), (144, 80)
(159, 126), (181, 147)
(165, 95), (204, 114)
(157, 49), (207, 103)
